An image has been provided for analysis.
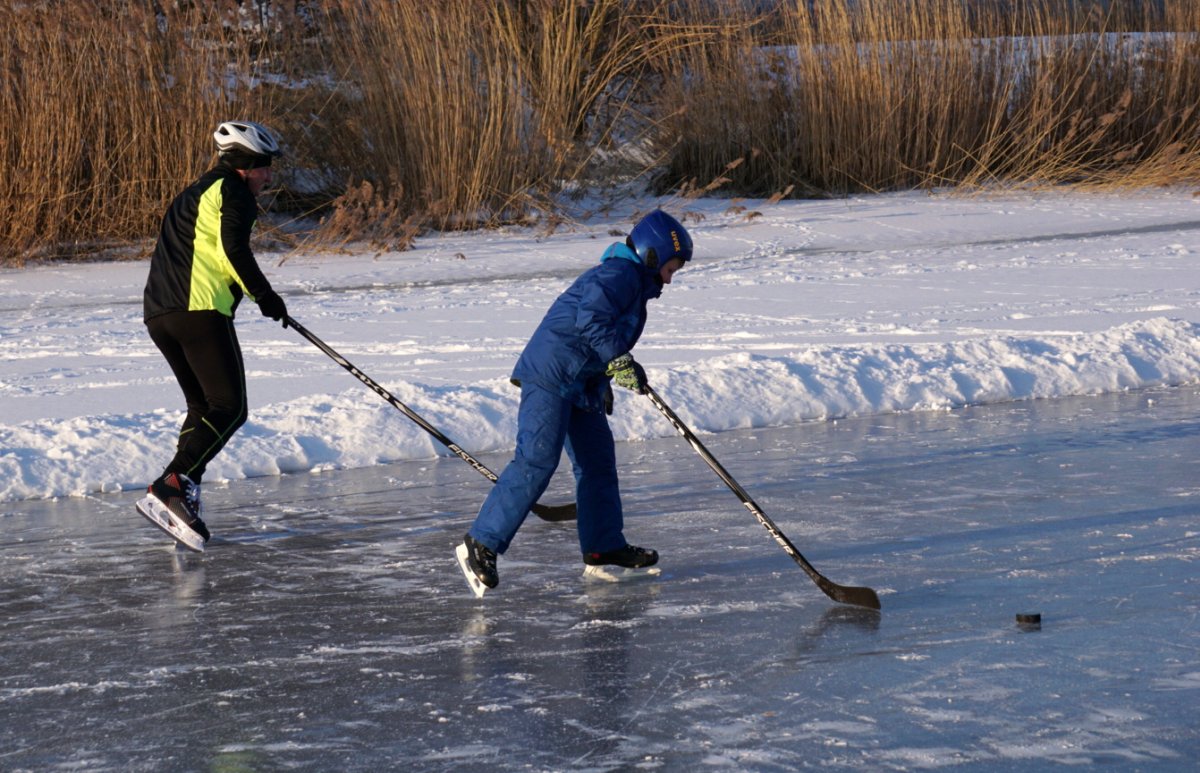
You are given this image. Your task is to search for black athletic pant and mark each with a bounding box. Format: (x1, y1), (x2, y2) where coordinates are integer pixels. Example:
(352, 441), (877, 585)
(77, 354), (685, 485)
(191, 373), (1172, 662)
(146, 311), (248, 484)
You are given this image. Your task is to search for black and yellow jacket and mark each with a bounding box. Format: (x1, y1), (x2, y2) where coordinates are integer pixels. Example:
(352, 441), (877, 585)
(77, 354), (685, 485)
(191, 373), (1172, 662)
(144, 160), (274, 321)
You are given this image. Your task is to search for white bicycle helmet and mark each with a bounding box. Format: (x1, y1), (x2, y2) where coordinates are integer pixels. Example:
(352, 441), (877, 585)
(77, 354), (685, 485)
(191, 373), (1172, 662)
(213, 120), (282, 158)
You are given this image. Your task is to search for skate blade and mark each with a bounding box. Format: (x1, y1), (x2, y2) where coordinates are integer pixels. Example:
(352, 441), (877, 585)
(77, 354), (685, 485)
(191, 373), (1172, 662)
(582, 564), (662, 583)
(136, 496), (205, 553)
(455, 543), (489, 599)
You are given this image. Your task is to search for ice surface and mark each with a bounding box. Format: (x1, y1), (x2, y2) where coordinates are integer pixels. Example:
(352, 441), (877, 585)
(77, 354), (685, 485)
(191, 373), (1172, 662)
(2, 386), (1197, 771)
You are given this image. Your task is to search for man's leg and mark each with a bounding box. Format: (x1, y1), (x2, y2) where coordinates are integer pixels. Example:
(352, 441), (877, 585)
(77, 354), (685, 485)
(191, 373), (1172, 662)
(149, 312), (248, 482)
(147, 313), (209, 476)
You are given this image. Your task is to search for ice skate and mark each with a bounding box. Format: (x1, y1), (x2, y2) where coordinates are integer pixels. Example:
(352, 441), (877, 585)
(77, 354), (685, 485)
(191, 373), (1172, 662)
(137, 472), (209, 552)
(582, 544), (661, 582)
(456, 533), (498, 598)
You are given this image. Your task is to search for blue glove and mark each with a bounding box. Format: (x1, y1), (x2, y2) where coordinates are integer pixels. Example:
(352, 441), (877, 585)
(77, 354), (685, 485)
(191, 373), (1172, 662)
(606, 353), (648, 394)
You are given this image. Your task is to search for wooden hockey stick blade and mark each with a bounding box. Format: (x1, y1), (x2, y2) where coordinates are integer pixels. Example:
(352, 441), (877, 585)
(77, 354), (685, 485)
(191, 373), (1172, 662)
(819, 578), (881, 610)
(792, 542), (881, 609)
(787, 535), (881, 609)
(531, 501), (577, 521)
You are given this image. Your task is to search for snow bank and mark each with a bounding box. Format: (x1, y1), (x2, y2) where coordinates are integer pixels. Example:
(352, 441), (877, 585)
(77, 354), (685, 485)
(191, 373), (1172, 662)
(4, 189), (1199, 503)
(3, 317), (1196, 502)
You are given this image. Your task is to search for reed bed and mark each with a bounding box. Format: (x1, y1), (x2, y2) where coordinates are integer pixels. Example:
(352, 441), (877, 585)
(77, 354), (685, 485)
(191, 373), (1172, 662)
(1, 0), (1197, 264)
(656, 0), (1200, 195)
(308, 0), (685, 243)
(0, 2), (293, 263)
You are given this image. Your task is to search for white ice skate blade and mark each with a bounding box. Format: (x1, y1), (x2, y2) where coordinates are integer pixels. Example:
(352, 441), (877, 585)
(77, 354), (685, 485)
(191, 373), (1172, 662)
(455, 543), (489, 599)
(136, 495), (205, 553)
(582, 564), (662, 583)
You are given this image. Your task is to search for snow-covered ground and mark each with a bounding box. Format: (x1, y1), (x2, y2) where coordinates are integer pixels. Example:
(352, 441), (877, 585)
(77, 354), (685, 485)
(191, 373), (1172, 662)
(1, 189), (1199, 502)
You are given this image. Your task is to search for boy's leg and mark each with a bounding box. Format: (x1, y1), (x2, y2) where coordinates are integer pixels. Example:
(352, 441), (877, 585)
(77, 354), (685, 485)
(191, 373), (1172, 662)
(565, 407), (625, 555)
(469, 384), (570, 554)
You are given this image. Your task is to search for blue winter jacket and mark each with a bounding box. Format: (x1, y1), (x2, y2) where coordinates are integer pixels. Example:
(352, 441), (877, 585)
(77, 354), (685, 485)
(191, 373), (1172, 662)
(511, 243), (663, 411)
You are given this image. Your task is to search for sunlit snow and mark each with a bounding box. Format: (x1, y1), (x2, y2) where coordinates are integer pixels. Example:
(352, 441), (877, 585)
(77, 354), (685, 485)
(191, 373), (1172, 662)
(3, 190), (1197, 501)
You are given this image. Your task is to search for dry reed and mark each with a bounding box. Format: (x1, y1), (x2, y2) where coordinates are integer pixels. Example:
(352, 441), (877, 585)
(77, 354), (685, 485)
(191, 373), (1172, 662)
(653, 0), (1200, 196)
(0, 2), (290, 264)
(2, 0), (1197, 265)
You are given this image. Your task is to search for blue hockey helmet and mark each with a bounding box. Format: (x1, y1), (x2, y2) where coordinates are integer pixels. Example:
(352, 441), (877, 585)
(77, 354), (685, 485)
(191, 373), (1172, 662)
(628, 210), (693, 269)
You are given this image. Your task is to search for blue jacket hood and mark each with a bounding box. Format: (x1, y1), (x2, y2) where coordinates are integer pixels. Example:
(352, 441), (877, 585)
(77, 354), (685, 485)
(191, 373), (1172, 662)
(601, 242), (642, 266)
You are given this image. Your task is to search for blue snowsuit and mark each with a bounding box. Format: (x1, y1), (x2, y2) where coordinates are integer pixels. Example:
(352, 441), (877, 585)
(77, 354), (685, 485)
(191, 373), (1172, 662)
(468, 242), (664, 555)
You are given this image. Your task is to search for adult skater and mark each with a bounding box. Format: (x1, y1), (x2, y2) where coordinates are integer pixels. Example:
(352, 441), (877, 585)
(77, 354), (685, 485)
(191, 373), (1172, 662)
(139, 120), (288, 547)
(457, 209), (693, 594)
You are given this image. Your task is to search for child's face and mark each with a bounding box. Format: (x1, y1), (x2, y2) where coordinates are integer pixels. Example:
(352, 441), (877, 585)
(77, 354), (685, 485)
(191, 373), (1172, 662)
(659, 257), (685, 285)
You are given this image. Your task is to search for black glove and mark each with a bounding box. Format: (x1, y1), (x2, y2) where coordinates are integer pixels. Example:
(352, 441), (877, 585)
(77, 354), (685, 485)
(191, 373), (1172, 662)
(257, 290), (289, 328)
(606, 353), (648, 394)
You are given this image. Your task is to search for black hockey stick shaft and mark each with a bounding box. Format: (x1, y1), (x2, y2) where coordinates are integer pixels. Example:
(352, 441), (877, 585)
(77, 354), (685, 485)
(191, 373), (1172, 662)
(287, 316), (576, 522)
(645, 386), (880, 609)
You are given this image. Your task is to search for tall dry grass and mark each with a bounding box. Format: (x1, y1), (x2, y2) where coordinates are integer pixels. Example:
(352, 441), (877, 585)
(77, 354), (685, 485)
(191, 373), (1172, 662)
(312, 1), (533, 235)
(308, 0), (685, 243)
(0, 2), (292, 264)
(654, 0), (1200, 196)
(2, 0), (1198, 264)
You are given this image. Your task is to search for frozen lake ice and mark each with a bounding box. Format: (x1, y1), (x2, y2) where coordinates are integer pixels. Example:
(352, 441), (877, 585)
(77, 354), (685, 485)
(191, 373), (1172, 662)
(2, 386), (1198, 771)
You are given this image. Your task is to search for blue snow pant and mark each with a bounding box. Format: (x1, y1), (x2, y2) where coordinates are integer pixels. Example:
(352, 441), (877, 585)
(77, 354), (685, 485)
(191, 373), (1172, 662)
(469, 382), (626, 556)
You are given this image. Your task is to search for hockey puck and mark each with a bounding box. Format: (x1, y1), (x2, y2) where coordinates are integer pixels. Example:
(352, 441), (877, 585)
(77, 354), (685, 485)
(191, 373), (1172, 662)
(1015, 613), (1041, 629)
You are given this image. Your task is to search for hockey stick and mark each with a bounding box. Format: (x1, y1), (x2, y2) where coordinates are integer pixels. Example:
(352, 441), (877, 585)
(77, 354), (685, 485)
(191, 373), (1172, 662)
(287, 316), (576, 522)
(645, 386), (880, 610)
